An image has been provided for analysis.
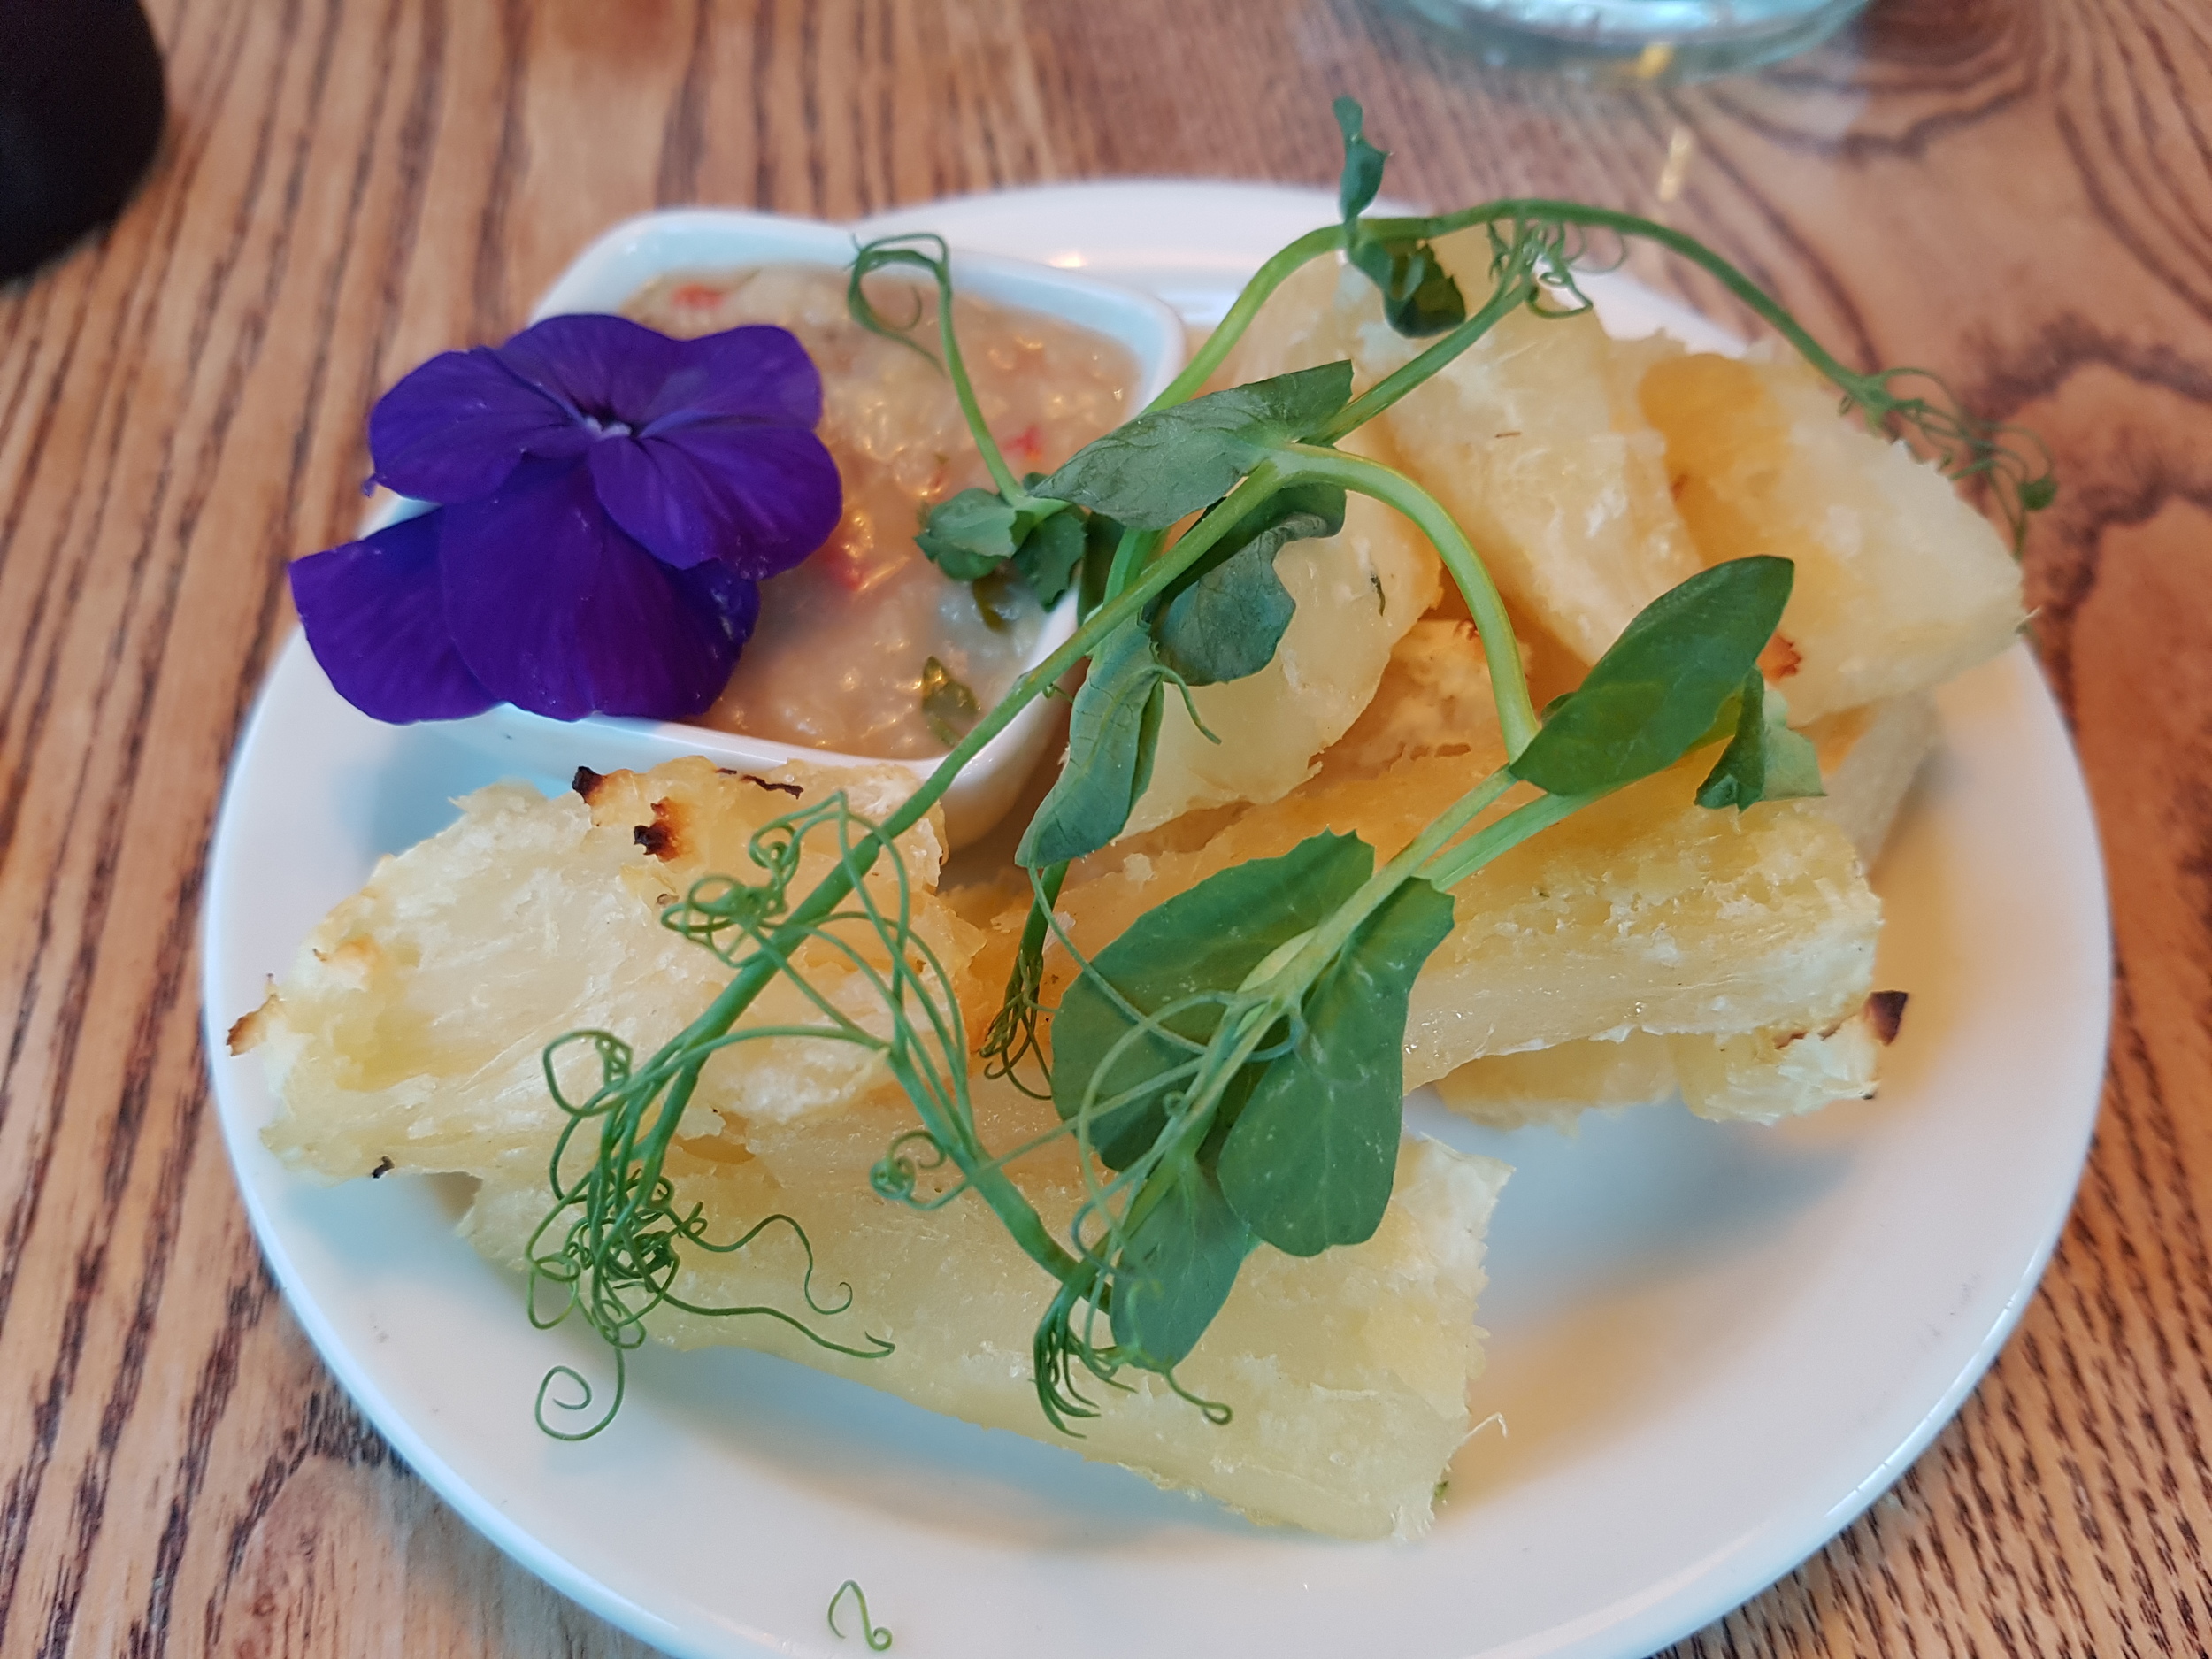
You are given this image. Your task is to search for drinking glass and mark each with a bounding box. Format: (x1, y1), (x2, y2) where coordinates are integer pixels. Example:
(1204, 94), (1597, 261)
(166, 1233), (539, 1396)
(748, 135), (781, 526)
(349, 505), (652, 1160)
(1404, 0), (1870, 81)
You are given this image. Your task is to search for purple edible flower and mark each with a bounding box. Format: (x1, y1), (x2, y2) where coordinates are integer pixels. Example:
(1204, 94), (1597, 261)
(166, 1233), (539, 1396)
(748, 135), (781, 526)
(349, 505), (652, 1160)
(290, 313), (841, 723)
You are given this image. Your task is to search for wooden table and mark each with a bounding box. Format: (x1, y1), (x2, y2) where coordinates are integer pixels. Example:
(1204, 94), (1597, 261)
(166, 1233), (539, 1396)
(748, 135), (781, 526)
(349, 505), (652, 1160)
(4, 1), (2205, 1653)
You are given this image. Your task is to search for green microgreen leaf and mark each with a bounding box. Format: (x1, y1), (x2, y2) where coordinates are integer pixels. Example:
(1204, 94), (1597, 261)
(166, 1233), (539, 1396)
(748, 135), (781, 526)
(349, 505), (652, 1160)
(1151, 483), (1346, 687)
(1050, 832), (1372, 1167)
(1034, 364), (1355, 530)
(1107, 1156), (1254, 1371)
(1694, 672), (1824, 810)
(1333, 96), (1387, 221)
(1348, 236), (1467, 338)
(1017, 623), (1171, 868)
(920, 486), (1085, 608)
(1011, 508), (1087, 607)
(916, 487), (1024, 580)
(920, 657), (981, 748)
(1214, 873), (1455, 1256)
(1332, 97), (1466, 338)
(1510, 557), (1795, 797)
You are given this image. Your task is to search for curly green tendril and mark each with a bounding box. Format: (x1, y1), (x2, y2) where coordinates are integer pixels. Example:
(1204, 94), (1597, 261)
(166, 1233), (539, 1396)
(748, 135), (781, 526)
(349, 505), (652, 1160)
(827, 1579), (894, 1650)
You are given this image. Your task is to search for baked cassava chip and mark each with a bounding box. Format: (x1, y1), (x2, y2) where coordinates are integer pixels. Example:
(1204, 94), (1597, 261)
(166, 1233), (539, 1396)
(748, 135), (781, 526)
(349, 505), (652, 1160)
(238, 757), (1509, 1540)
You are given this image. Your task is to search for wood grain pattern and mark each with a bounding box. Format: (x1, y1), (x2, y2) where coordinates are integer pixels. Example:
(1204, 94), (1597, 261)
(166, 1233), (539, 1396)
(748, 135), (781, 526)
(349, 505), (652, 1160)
(3, 0), (2207, 1653)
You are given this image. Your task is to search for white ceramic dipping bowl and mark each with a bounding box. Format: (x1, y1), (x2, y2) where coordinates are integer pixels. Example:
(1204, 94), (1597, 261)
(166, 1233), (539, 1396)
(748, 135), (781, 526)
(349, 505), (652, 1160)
(379, 208), (1187, 845)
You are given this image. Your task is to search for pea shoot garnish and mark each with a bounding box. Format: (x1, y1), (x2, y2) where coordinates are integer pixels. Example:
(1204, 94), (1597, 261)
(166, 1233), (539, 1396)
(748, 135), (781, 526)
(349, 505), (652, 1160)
(827, 1579), (893, 1650)
(522, 98), (2053, 1440)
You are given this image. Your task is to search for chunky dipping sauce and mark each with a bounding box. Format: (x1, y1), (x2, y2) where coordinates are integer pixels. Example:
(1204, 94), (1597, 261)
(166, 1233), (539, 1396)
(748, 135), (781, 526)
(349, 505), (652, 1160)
(626, 265), (1138, 757)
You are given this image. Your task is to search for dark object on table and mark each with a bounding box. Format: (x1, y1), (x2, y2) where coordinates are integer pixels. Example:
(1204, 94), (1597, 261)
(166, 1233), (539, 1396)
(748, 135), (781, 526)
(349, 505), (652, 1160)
(1, 0), (166, 281)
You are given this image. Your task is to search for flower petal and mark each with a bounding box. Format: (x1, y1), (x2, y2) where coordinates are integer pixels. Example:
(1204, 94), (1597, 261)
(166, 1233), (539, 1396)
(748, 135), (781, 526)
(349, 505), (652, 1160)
(637, 325), (824, 429)
(289, 511), (497, 722)
(367, 348), (589, 503)
(440, 458), (752, 720)
(492, 313), (689, 426)
(495, 314), (826, 434)
(669, 557), (764, 655)
(587, 423), (842, 577)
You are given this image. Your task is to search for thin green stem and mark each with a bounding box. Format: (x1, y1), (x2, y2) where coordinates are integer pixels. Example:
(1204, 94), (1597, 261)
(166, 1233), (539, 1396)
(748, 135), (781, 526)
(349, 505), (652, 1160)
(1360, 199), (2054, 549)
(1099, 227), (1344, 603)
(1146, 226), (1346, 412)
(1277, 443), (1538, 757)
(991, 862), (1065, 1018)
(1104, 1006), (1278, 1252)
(1276, 768), (1517, 991)
(1385, 201), (1857, 384)
(1419, 787), (1594, 892)
(1309, 253), (1537, 444)
(851, 236), (1032, 504)
(933, 278), (1028, 505)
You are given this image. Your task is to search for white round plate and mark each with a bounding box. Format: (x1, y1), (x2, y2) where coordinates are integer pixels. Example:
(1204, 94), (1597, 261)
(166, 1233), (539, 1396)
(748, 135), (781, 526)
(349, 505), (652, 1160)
(201, 182), (2110, 1659)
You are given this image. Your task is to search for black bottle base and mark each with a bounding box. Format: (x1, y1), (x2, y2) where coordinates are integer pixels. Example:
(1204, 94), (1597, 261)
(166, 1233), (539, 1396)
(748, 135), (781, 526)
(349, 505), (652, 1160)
(1, 0), (168, 283)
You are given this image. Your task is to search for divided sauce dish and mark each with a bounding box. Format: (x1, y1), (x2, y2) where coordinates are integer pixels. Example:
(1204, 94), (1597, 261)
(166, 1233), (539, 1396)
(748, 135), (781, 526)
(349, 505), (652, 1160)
(357, 208), (1187, 844)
